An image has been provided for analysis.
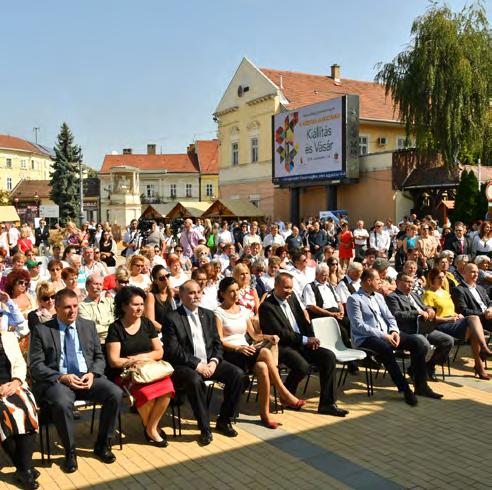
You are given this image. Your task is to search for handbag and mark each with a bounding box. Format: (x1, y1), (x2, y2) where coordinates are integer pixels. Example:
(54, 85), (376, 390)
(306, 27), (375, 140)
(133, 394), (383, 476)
(122, 360), (174, 384)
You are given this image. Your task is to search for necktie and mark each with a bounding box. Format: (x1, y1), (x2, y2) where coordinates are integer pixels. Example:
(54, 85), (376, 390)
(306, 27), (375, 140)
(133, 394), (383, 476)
(282, 302), (300, 334)
(375, 233), (378, 248)
(64, 325), (80, 376)
(460, 240), (464, 254)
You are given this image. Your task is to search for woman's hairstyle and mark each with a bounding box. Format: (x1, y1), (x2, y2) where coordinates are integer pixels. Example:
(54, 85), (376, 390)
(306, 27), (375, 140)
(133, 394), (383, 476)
(48, 259), (63, 272)
(11, 253), (26, 264)
(139, 246), (154, 260)
(128, 254), (145, 268)
(274, 246), (288, 257)
(218, 277), (237, 303)
(20, 228), (30, 239)
(115, 265), (130, 282)
(268, 256), (281, 267)
(427, 268), (443, 286)
(326, 257), (339, 268)
(150, 264), (172, 296)
(194, 244), (210, 259)
(61, 267), (77, 281)
(36, 281), (56, 302)
(5, 269), (31, 296)
(479, 221), (491, 238)
(191, 267), (208, 280)
(232, 263), (250, 284)
(114, 286), (147, 319)
(201, 262), (215, 279)
(167, 255), (180, 268)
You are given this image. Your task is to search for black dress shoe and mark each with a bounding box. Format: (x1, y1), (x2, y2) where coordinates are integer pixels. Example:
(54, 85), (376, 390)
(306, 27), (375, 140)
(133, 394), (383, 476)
(318, 404), (348, 417)
(403, 388), (418, 406)
(143, 428), (168, 448)
(62, 450), (78, 473)
(215, 418), (238, 437)
(427, 369), (439, 382)
(94, 444), (116, 464)
(199, 429), (213, 446)
(15, 469), (39, 490)
(347, 362), (359, 375)
(30, 468), (40, 480)
(415, 385), (443, 399)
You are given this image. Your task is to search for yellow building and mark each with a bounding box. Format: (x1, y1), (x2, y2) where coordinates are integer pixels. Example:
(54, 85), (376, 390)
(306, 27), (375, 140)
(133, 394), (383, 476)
(0, 135), (54, 192)
(214, 58), (413, 222)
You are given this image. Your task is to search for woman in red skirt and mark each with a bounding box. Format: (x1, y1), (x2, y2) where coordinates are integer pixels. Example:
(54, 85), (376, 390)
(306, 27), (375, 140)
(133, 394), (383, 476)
(106, 286), (174, 447)
(338, 221), (354, 270)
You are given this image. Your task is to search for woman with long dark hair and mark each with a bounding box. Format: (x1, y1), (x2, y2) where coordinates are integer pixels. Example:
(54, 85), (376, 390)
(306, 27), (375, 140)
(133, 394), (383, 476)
(144, 265), (176, 332)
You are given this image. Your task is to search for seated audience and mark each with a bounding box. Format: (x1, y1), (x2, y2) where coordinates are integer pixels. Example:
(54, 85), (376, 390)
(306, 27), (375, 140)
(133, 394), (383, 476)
(144, 265), (175, 332)
(27, 282), (56, 331)
(106, 286), (174, 447)
(128, 254), (152, 291)
(62, 267), (86, 301)
(336, 261), (363, 304)
(47, 259), (65, 292)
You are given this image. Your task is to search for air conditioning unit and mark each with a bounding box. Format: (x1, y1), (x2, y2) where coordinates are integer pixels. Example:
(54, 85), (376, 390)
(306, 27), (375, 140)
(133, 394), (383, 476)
(377, 137), (387, 146)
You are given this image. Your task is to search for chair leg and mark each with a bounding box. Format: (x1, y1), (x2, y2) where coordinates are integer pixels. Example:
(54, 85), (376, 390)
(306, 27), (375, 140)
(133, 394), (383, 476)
(90, 403), (97, 434)
(447, 357), (451, 375)
(302, 370), (311, 396)
(177, 403), (182, 436)
(452, 343), (461, 363)
(118, 411), (123, 450)
(39, 427), (45, 465)
(337, 364), (346, 387)
(171, 401), (177, 438)
(369, 368), (374, 395)
(46, 424), (51, 464)
(441, 363), (445, 381)
(365, 368), (371, 397)
(342, 366), (350, 386)
(206, 384), (214, 408)
(246, 375), (255, 402)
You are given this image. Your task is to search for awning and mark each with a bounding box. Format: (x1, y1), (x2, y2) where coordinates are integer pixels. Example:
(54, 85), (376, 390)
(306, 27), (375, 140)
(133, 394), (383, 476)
(140, 203), (176, 219)
(0, 206), (20, 222)
(202, 199), (264, 219)
(166, 201), (212, 220)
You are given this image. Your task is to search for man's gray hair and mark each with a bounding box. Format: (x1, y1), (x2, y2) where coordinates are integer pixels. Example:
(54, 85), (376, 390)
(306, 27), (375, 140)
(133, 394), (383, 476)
(315, 263), (329, 275)
(86, 273), (104, 287)
(474, 255), (490, 267)
(348, 262), (363, 272)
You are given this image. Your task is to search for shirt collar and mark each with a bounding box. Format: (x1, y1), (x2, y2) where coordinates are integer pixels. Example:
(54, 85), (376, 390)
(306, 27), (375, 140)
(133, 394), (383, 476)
(57, 318), (76, 331)
(183, 305), (199, 316)
(273, 293), (288, 307)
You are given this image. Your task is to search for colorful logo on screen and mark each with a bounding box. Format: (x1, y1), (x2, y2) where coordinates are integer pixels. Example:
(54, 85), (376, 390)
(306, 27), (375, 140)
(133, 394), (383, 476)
(275, 112), (299, 173)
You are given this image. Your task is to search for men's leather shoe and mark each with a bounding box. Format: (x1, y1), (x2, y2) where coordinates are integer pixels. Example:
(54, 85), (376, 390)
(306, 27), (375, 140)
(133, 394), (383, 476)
(15, 468), (39, 489)
(318, 404), (348, 417)
(215, 418), (238, 437)
(94, 444), (116, 464)
(427, 370), (439, 382)
(199, 429), (213, 446)
(30, 468), (40, 480)
(415, 385), (443, 399)
(62, 450), (78, 473)
(347, 362), (359, 375)
(403, 388), (418, 406)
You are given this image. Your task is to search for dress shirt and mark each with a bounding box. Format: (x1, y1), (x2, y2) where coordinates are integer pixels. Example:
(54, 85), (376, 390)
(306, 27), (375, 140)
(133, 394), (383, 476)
(336, 277), (361, 304)
(0, 299), (28, 337)
(78, 295), (115, 341)
(291, 268), (309, 297)
(57, 319), (88, 375)
(303, 281), (339, 309)
(369, 230), (390, 252)
(183, 305), (208, 364)
(273, 293), (307, 345)
(407, 293), (424, 314)
(467, 284), (487, 312)
(263, 233), (285, 248)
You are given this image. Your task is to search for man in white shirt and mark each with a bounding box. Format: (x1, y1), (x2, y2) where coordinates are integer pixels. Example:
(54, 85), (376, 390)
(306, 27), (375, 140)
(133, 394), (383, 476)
(369, 221), (391, 257)
(8, 223), (20, 255)
(336, 262), (363, 304)
(215, 243), (235, 273)
(289, 251), (310, 298)
(122, 219), (141, 258)
(81, 247), (107, 276)
(263, 224), (285, 248)
(193, 218), (205, 236)
(243, 222), (262, 248)
(353, 220), (369, 257)
(261, 256), (281, 293)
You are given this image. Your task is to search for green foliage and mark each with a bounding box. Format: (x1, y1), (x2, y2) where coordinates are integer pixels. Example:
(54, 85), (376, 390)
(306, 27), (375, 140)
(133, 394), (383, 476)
(476, 182), (488, 220)
(49, 123), (83, 225)
(375, 1), (492, 169)
(453, 170), (482, 224)
(0, 190), (11, 206)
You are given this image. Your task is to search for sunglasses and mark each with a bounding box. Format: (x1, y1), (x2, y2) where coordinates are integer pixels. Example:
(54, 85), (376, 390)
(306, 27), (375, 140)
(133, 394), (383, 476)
(118, 280), (129, 285)
(16, 280), (28, 286)
(41, 295), (56, 302)
(157, 275), (170, 281)
(49, 268), (61, 272)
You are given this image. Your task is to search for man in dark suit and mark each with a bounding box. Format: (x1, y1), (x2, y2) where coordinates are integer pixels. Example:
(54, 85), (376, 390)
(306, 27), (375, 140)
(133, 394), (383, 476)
(163, 280), (244, 446)
(29, 288), (122, 473)
(451, 263), (492, 332)
(259, 272), (348, 417)
(444, 222), (472, 257)
(386, 273), (453, 382)
(34, 218), (50, 255)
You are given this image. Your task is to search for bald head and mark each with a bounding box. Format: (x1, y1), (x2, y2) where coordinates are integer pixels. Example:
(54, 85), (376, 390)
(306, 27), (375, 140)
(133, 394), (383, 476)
(179, 279), (202, 310)
(463, 263), (479, 286)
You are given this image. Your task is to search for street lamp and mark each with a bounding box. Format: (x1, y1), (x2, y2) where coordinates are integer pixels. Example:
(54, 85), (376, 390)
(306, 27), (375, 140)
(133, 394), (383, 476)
(79, 161), (84, 227)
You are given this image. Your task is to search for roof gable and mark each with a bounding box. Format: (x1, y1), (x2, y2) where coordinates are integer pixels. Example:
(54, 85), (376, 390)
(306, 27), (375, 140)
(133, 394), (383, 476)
(100, 153), (199, 174)
(195, 140), (219, 174)
(0, 135), (52, 157)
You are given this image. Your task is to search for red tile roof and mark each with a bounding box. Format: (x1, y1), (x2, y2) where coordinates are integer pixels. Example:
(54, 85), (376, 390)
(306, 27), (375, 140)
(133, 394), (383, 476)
(100, 153), (199, 174)
(260, 68), (399, 122)
(0, 135), (51, 155)
(195, 140), (219, 174)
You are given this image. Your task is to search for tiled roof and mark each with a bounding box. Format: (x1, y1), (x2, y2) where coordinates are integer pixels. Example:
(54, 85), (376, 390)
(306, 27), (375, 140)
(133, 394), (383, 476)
(11, 178), (99, 199)
(100, 153), (199, 174)
(260, 68), (398, 121)
(0, 135), (52, 156)
(195, 140), (219, 174)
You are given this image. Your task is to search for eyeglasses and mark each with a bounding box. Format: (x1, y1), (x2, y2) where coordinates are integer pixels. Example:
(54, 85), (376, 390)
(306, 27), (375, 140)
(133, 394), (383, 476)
(41, 295), (55, 302)
(175, 249), (183, 253)
(117, 280), (129, 285)
(157, 275), (170, 281)
(421, 227), (429, 230)
(94, 250), (100, 254)
(49, 268), (61, 272)
(16, 280), (28, 286)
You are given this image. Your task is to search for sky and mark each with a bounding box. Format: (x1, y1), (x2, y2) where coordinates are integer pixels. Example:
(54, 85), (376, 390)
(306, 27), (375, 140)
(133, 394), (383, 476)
(1, 0), (489, 169)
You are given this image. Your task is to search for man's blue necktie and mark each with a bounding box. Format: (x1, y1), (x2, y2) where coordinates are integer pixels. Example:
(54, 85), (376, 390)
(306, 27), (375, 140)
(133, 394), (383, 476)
(64, 325), (80, 376)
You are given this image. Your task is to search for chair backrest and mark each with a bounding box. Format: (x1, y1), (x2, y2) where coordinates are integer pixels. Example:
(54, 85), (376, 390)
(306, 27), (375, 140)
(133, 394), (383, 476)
(312, 317), (345, 351)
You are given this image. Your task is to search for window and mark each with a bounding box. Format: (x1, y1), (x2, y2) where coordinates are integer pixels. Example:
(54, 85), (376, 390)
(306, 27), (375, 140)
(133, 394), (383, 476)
(6, 177), (12, 191)
(359, 136), (369, 155)
(206, 183), (214, 197)
(31, 160), (35, 170)
(250, 199), (260, 208)
(251, 137), (258, 163)
(146, 184), (156, 198)
(231, 142), (239, 166)
(186, 183), (192, 198)
(20, 160), (27, 169)
(6, 159), (12, 169)
(170, 184), (177, 198)
(397, 137), (412, 150)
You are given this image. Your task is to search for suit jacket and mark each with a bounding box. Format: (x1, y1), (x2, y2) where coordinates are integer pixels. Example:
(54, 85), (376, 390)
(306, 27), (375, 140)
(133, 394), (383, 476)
(451, 283), (492, 321)
(385, 289), (433, 334)
(34, 226), (50, 247)
(443, 234), (472, 257)
(259, 293), (314, 349)
(346, 289), (399, 347)
(29, 317), (105, 385)
(162, 306), (223, 370)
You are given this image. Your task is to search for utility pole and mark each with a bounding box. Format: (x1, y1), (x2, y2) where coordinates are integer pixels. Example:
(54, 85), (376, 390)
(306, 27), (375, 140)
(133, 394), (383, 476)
(79, 161), (84, 227)
(33, 127), (40, 144)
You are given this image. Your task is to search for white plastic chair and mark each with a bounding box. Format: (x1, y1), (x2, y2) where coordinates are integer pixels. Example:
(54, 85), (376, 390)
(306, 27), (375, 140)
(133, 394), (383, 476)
(312, 317), (367, 388)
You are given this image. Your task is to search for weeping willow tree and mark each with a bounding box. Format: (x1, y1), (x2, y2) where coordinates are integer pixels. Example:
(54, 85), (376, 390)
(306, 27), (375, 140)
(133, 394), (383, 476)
(375, 1), (491, 169)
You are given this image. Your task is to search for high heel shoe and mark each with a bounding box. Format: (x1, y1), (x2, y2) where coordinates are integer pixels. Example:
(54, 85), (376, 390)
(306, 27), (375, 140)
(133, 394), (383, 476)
(144, 428), (169, 447)
(280, 398), (306, 411)
(479, 349), (492, 361)
(474, 366), (490, 380)
(260, 417), (280, 429)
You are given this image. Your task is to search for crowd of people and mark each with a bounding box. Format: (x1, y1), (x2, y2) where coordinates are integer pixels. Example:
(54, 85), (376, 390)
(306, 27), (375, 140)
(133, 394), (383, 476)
(0, 213), (490, 489)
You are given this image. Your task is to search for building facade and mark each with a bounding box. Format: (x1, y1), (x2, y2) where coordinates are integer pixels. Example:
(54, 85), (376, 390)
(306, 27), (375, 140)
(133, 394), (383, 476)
(99, 141), (219, 224)
(214, 58), (412, 222)
(0, 135), (54, 192)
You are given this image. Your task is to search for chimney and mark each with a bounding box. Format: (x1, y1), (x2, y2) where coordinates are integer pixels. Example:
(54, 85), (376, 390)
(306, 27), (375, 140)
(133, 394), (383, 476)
(331, 64), (341, 82)
(122, 148), (132, 155)
(147, 144), (156, 155)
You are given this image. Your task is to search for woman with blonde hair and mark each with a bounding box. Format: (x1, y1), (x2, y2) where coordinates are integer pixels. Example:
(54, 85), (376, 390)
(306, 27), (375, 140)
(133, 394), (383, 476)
(17, 229), (34, 255)
(127, 254), (152, 291)
(27, 281), (56, 330)
(233, 263), (260, 330)
(63, 221), (81, 247)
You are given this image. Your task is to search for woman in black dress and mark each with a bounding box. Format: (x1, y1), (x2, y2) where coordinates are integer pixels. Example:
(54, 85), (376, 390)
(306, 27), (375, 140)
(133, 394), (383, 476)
(106, 287), (174, 447)
(144, 265), (176, 332)
(99, 230), (117, 267)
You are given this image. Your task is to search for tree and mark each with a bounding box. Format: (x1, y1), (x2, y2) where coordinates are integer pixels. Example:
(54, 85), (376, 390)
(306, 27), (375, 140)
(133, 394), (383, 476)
(376, 1), (492, 169)
(49, 123), (83, 225)
(452, 170), (479, 224)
